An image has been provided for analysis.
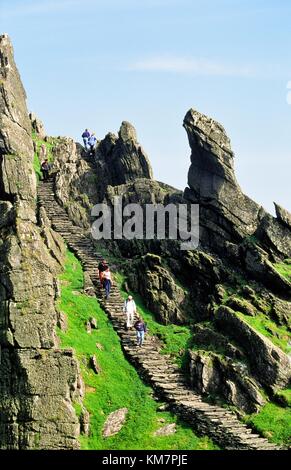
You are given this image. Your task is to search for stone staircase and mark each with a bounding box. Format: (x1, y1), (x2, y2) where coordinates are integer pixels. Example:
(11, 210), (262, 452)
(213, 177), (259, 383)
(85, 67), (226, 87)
(38, 178), (282, 450)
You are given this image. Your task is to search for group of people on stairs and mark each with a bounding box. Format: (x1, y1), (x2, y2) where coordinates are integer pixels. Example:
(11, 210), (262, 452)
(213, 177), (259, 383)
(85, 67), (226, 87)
(82, 129), (97, 156)
(98, 260), (147, 347)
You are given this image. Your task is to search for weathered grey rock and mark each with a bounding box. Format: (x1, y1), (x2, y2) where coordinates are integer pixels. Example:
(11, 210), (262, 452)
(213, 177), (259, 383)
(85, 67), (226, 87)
(225, 296), (256, 316)
(257, 213), (291, 258)
(241, 241), (291, 296)
(80, 407), (90, 436)
(90, 355), (101, 374)
(192, 323), (244, 360)
(84, 271), (95, 296)
(189, 350), (265, 414)
(38, 206), (66, 268)
(274, 202), (291, 229)
(270, 297), (291, 328)
(0, 34), (80, 450)
(0, 34), (36, 203)
(29, 112), (46, 140)
(53, 138), (99, 229)
(127, 253), (187, 324)
(154, 423), (176, 436)
(89, 317), (98, 329)
(95, 121), (153, 199)
(86, 321), (92, 334)
(215, 306), (291, 389)
(183, 108), (264, 239)
(57, 311), (68, 332)
(183, 108), (291, 269)
(102, 408), (128, 438)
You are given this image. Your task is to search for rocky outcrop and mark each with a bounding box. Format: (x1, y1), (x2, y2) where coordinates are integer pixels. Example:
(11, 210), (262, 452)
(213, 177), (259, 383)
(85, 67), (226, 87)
(95, 121), (153, 199)
(189, 350), (265, 414)
(102, 408), (128, 438)
(183, 108), (291, 262)
(0, 34), (80, 449)
(29, 112), (46, 140)
(274, 203), (291, 229)
(215, 306), (291, 390)
(127, 253), (188, 324)
(183, 108), (265, 240)
(53, 138), (99, 229)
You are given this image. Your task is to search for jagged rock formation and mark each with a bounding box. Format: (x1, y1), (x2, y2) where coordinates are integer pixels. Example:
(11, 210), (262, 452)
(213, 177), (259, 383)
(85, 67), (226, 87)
(29, 112), (46, 140)
(189, 350), (265, 414)
(0, 34), (80, 449)
(126, 253), (188, 324)
(183, 109), (291, 263)
(95, 121), (153, 199)
(216, 306), (290, 390)
(53, 138), (98, 229)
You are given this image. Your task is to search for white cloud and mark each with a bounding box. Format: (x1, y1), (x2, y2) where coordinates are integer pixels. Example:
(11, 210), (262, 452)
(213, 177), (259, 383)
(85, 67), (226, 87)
(128, 56), (255, 78)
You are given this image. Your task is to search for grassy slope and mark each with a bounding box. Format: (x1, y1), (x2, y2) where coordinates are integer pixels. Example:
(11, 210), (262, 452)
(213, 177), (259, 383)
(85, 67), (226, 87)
(274, 259), (291, 282)
(236, 312), (291, 354)
(245, 402), (291, 447)
(57, 250), (218, 450)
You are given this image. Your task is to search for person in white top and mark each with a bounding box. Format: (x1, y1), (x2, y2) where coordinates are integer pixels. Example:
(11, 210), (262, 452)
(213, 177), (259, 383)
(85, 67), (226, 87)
(103, 268), (112, 300)
(123, 295), (136, 329)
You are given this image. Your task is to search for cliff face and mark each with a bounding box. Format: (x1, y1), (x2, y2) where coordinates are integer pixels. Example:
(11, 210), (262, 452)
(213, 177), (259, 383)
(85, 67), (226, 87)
(0, 34), (80, 449)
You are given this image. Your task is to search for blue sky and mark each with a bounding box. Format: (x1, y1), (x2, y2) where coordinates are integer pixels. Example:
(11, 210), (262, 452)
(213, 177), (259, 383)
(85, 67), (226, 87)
(1, 0), (291, 213)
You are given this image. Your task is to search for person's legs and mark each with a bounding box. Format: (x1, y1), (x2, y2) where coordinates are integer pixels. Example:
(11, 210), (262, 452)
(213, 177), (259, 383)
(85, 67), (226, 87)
(136, 331), (141, 346)
(138, 331), (145, 347)
(126, 311), (130, 328)
(104, 280), (110, 299)
(106, 280), (111, 299)
(129, 311), (134, 327)
(83, 137), (89, 149)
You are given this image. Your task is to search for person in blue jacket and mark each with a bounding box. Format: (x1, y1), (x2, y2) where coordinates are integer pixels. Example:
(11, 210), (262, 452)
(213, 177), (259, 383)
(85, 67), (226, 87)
(134, 316), (147, 347)
(82, 129), (90, 149)
(88, 133), (97, 156)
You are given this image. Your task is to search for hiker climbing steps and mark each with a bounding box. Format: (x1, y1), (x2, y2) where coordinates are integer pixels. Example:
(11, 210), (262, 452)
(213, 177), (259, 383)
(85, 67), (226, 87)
(38, 179), (281, 451)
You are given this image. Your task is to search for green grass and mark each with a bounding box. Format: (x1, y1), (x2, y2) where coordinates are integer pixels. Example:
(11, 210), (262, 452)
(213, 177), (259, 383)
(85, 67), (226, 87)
(274, 259), (291, 282)
(57, 250), (218, 450)
(237, 312), (291, 354)
(245, 401), (291, 447)
(33, 152), (42, 181)
(32, 131), (56, 182)
(115, 272), (193, 368)
(277, 389), (291, 406)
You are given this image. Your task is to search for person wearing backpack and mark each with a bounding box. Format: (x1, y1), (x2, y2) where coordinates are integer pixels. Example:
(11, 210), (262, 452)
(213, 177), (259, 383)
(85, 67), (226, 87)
(98, 259), (108, 284)
(82, 129), (90, 149)
(123, 295), (136, 329)
(134, 316), (147, 347)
